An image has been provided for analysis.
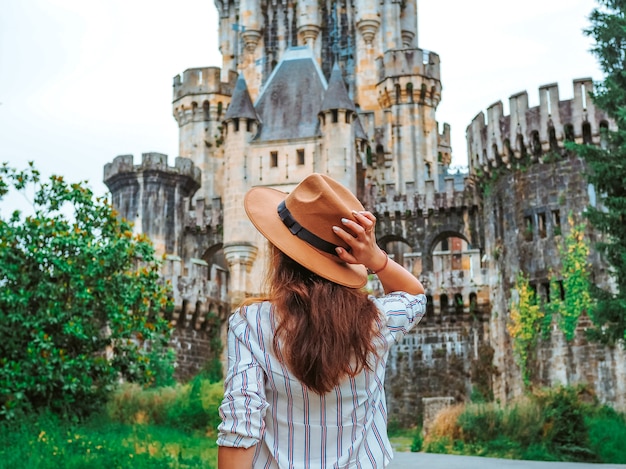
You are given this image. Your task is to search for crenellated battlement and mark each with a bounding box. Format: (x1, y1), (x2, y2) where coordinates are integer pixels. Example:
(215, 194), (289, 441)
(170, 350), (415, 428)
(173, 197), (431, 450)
(104, 153), (201, 188)
(368, 174), (477, 216)
(376, 48), (442, 108)
(467, 78), (616, 174)
(172, 67), (238, 101)
(377, 48), (440, 82)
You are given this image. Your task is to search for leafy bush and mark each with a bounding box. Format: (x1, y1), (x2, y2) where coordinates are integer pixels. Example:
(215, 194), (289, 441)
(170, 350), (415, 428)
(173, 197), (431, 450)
(0, 164), (174, 420)
(107, 377), (223, 435)
(586, 406), (626, 463)
(421, 385), (626, 464)
(535, 385), (595, 461)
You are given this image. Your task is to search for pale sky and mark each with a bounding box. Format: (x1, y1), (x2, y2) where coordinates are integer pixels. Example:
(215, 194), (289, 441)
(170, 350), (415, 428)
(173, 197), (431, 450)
(0, 0), (602, 214)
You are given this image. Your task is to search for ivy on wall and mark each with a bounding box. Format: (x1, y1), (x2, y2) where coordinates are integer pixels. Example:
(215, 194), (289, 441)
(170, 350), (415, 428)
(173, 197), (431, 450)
(509, 218), (595, 387)
(508, 272), (543, 387)
(545, 218), (595, 341)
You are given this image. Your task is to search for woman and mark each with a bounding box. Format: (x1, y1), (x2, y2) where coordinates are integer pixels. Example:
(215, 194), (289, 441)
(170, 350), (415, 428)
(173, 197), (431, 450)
(217, 173), (426, 468)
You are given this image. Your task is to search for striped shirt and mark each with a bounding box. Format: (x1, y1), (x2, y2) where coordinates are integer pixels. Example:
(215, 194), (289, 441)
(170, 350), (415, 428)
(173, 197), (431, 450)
(217, 292), (427, 468)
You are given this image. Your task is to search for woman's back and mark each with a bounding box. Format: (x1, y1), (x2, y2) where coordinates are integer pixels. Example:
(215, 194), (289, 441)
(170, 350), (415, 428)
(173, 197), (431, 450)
(219, 292), (426, 468)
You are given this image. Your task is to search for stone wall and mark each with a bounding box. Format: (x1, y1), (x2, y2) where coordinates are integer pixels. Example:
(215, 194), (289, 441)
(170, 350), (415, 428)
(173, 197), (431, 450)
(385, 313), (491, 427)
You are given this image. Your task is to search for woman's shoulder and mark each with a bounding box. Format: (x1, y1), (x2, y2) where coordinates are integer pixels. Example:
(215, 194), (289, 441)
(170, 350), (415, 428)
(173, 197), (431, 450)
(230, 301), (275, 331)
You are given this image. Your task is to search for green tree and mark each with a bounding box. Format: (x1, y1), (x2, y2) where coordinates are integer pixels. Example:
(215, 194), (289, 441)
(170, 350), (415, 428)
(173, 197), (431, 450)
(0, 163), (174, 419)
(570, 1), (626, 343)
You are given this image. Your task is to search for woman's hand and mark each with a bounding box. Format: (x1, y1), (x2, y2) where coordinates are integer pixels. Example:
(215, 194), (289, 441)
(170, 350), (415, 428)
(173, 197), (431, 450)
(333, 210), (424, 295)
(332, 210), (387, 272)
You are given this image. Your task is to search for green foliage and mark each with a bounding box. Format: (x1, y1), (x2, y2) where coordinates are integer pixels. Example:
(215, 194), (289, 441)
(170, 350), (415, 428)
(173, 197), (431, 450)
(510, 223), (595, 386)
(545, 217), (595, 341)
(106, 377), (223, 434)
(0, 163), (173, 420)
(0, 411), (218, 469)
(508, 273), (543, 386)
(410, 430), (423, 452)
(422, 386), (626, 463)
(570, 0), (626, 343)
(535, 386), (595, 461)
(586, 406), (626, 463)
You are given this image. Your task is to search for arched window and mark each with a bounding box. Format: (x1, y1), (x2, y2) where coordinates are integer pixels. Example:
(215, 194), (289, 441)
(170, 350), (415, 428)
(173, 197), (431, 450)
(420, 83), (427, 102)
(564, 123), (575, 142)
(426, 295), (434, 317)
(531, 130), (542, 157)
(440, 294), (449, 313)
(599, 120), (609, 149)
(203, 101), (210, 121)
(582, 121), (593, 144)
(395, 84), (401, 104)
(469, 292), (478, 314)
(454, 293), (463, 314)
(407, 83), (414, 103)
(517, 134), (527, 158)
(548, 125), (559, 152)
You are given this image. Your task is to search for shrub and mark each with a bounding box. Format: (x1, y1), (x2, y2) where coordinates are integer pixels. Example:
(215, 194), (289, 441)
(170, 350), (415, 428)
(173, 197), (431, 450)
(586, 406), (626, 463)
(0, 164), (173, 420)
(535, 386), (595, 461)
(107, 376), (224, 435)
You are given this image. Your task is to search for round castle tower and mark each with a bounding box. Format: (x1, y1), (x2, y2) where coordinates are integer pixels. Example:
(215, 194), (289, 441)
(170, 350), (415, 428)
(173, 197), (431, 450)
(172, 67), (237, 203)
(103, 152), (201, 257)
(467, 79), (623, 407)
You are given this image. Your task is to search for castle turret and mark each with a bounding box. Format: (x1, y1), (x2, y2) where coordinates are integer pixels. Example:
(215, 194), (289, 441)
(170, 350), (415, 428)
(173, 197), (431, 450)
(221, 76), (261, 305)
(375, 49), (443, 194)
(172, 67), (237, 203)
(103, 153), (200, 256)
(319, 63), (360, 191)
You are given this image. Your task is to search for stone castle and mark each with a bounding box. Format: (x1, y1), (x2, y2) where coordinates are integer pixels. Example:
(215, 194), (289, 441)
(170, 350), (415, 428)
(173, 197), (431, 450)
(103, 0), (625, 423)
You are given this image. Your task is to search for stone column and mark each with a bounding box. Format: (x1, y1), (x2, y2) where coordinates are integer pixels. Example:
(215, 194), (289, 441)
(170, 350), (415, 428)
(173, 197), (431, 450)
(223, 242), (258, 307)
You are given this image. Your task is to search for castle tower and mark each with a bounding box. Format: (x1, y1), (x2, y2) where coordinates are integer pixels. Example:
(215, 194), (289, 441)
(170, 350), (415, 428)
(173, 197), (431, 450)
(172, 67), (237, 202)
(467, 80), (621, 407)
(318, 63), (360, 191)
(221, 76), (261, 305)
(374, 49), (443, 195)
(103, 153), (200, 256)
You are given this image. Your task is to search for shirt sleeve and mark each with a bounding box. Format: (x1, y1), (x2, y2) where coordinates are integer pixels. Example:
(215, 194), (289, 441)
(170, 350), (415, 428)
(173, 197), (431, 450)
(217, 309), (269, 448)
(371, 292), (427, 344)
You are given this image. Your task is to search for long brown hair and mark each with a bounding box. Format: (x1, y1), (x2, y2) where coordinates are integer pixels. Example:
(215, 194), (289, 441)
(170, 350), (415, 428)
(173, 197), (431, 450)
(261, 243), (384, 394)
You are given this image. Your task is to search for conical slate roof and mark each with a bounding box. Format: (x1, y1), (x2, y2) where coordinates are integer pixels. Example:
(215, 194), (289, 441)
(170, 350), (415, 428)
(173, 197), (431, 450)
(354, 116), (368, 140)
(224, 75), (259, 122)
(320, 63), (356, 113)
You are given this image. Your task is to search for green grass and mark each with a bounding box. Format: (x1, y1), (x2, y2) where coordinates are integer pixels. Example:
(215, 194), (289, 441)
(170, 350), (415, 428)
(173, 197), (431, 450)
(0, 413), (218, 469)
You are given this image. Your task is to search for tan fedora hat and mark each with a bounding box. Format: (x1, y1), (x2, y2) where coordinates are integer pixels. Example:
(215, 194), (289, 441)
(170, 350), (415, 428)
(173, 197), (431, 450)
(244, 173), (368, 288)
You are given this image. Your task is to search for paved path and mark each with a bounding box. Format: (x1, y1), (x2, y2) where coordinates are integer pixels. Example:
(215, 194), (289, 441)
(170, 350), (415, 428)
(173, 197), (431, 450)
(387, 452), (626, 468)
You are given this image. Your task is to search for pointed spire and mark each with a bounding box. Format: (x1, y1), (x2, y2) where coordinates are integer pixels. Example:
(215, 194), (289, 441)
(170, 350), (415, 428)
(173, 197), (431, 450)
(224, 75), (259, 122)
(354, 116), (368, 140)
(320, 63), (356, 113)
